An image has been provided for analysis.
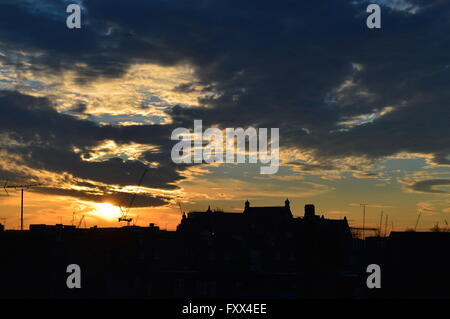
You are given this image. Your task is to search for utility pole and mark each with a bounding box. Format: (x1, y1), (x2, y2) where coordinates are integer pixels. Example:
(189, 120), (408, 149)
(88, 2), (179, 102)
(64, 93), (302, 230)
(3, 180), (42, 231)
(360, 203), (368, 240)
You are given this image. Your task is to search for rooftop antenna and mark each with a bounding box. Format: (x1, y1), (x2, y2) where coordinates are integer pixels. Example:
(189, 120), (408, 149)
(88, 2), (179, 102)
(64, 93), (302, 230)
(378, 211), (384, 237)
(384, 214), (389, 237)
(3, 180), (42, 231)
(360, 203), (368, 240)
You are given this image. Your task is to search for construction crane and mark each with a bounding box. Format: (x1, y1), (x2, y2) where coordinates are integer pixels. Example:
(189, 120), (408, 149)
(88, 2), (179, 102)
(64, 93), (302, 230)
(77, 215), (87, 228)
(178, 201), (187, 217)
(118, 168), (149, 225)
(414, 212), (422, 231)
(3, 180), (42, 231)
(133, 215), (140, 226)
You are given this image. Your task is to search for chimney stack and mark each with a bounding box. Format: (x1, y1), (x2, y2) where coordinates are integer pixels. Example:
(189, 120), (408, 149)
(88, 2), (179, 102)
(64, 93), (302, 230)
(304, 204), (315, 219)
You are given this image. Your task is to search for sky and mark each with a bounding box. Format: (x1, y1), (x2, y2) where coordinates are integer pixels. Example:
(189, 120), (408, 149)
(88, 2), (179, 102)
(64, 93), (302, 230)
(0, 0), (449, 232)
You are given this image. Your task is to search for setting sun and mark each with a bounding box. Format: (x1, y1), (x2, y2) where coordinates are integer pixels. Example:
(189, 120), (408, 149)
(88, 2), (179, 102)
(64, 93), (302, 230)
(92, 203), (122, 221)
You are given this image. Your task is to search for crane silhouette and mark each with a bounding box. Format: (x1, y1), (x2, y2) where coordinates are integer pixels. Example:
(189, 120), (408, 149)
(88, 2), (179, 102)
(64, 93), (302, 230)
(118, 168), (148, 226)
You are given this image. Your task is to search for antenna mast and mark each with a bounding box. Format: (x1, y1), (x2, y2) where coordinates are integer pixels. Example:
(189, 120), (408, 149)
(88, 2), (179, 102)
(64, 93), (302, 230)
(384, 214), (389, 237)
(360, 203), (367, 240)
(378, 211), (383, 237)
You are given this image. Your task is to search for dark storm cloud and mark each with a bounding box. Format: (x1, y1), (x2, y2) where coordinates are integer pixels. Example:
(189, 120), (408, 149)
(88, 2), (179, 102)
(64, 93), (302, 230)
(0, 90), (178, 153)
(408, 179), (450, 194)
(0, 90), (185, 205)
(0, 0), (449, 183)
(173, 83), (198, 94)
(69, 102), (87, 114)
(35, 187), (169, 207)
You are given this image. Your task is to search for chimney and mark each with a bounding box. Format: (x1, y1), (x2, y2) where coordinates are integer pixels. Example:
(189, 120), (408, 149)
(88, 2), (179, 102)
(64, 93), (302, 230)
(304, 204), (315, 219)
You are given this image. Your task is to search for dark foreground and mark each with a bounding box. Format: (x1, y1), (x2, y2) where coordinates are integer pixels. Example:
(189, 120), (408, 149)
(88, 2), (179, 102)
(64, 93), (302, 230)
(1, 202), (449, 299)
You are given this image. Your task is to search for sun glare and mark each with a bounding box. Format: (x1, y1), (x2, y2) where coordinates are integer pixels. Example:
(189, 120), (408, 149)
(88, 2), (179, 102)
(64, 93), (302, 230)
(93, 203), (121, 221)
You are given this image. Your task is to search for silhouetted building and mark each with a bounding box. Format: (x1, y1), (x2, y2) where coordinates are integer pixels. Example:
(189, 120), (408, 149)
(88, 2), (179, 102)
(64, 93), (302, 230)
(383, 231), (450, 298)
(176, 200), (353, 298)
(4, 200), (445, 298)
(304, 204), (316, 220)
(0, 200), (356, 298)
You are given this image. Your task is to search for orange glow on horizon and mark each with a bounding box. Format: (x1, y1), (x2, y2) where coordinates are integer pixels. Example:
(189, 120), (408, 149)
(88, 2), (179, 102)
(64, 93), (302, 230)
(91, 202), (122, 221)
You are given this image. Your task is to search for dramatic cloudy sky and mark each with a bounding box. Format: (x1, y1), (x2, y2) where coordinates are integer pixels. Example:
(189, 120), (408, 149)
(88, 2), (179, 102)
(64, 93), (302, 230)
(0, 0), (449, 231)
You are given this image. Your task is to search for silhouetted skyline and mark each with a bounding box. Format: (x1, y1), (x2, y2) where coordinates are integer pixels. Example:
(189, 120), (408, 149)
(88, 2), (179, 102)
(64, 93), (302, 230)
(2, 200), (449, 298)
(1, 1), (450, 234)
